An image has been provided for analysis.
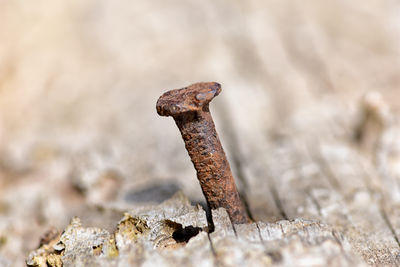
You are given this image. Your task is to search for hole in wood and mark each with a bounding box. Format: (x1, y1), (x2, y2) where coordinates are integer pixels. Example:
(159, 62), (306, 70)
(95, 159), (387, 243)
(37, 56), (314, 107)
(172, 225), (202, 243)
(159, 220), (202, 247)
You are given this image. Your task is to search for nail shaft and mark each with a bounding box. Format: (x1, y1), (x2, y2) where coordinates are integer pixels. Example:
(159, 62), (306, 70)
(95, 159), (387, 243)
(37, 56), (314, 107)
(157, 82), (251, 224)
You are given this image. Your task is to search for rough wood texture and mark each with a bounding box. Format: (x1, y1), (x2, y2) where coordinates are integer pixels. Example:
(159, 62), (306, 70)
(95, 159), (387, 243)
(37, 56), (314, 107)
(15, 89), (400, 267)
(2, 1), (400, 266)
(26, 193), (367, 267)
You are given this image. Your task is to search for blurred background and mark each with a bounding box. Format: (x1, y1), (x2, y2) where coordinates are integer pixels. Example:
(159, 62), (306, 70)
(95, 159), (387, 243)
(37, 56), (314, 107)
(1, 0), (400, 265)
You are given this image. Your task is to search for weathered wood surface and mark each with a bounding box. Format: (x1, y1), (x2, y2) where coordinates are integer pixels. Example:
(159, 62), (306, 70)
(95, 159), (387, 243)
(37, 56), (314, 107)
(1, 1), (400, 266)
(25, 89), (400, 267)
(25, 91), (400, 266)
(26, 193), (366, 267)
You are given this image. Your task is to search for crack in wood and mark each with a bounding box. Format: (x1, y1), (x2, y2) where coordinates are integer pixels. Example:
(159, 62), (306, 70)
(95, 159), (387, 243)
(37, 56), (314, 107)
(269, 183), (289, 220)
(255, 222), (265, 243)
(308, 139), (400, 266)
(380, 208), (400, 249)
(357, 158), (400, 252)
(206, 233), (217, 256)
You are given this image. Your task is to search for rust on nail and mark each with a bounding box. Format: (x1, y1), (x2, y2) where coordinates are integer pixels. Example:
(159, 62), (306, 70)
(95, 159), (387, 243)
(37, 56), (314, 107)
(156, 82), (251, 224)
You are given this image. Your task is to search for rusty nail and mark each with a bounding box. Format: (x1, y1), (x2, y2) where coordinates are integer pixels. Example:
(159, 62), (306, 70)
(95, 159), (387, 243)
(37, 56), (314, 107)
(156, 82), (251, 224)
